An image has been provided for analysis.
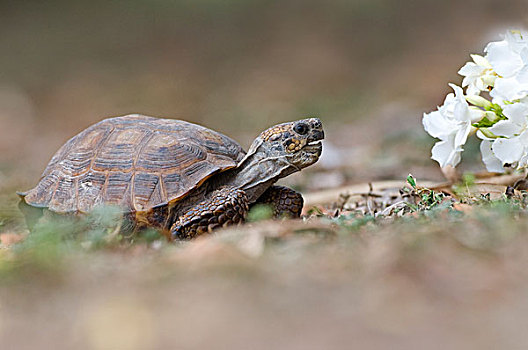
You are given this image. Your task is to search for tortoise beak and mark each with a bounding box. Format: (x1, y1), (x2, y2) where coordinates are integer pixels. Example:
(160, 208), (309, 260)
(305, 127), (324, 146)
(310, 130), (324, 142)
(303, 129), (323, 155)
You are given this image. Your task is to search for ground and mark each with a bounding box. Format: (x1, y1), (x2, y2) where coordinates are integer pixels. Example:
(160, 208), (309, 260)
(3, 161), (528, 349)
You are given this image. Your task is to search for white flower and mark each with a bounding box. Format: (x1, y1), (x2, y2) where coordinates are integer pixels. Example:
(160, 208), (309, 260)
(424, 29), (528, 172)
(480, 139), (505, 173)
(458, 54), (496, 95)
(488, 102), (528, 137)
(430, 134), (462, 168)
(490, 66), (528, 103)
(486, 30), (528, 104)
(491, 133), (528, 168)
(485, 102), (528, 168)
(423, 84), (483, 167)
(485, 30), (528, 77)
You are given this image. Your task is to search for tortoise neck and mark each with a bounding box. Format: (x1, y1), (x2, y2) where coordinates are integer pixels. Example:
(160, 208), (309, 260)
(219, 152), (296, 202)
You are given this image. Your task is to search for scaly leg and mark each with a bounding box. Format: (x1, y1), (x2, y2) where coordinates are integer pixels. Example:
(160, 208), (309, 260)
(170, 187), (249, 239)
(254, 185), (304, 218)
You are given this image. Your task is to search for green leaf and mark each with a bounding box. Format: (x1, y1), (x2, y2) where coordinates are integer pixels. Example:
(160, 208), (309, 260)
(473, 117), (496, 128)
(407, 174), (417, 189)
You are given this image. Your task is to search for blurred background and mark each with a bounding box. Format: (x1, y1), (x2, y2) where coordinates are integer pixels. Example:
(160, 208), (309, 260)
(1, 0), (526, 189)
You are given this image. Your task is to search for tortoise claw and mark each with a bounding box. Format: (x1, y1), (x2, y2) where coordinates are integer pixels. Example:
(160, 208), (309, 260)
(253, 185), (304, 218)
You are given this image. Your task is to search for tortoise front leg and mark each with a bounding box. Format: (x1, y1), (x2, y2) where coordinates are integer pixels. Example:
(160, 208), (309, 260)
(170, 187), (249, 240)
(254, 185), (304, 218)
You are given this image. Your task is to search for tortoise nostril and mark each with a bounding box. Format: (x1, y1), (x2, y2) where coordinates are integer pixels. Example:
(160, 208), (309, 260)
(311, 119), (322, 128)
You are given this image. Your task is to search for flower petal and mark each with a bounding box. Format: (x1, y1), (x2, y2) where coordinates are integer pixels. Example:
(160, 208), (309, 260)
(490, 77), (528, 103)
(454, 122), (472, 147)
(458, 62), (485, 79)
(488, 120), (521, 137)
(486, 39), (523, 77)
(517, 66), (528, 85)
(502, 102), (528, 125)
(471, 54), (492, 68)
(491, 137), (524, 164)
(431, 138), (462, 168)
(480, 140), (505, 173)
(448, 84), (475, 123)
(465, 85), (480, 96)
(423, 110), (456, 139)
(518, 128), (528, 145)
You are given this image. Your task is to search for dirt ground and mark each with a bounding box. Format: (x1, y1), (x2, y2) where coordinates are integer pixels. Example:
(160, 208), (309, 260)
(3, 203), (528, 350)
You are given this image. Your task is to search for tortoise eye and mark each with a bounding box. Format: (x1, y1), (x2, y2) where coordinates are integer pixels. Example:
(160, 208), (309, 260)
(294, 123), (309, 135)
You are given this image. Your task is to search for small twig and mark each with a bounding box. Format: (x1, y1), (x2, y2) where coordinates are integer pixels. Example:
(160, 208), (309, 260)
(377, 200), (407, 217)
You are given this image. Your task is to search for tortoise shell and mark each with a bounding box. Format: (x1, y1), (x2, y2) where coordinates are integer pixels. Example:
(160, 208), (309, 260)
(22, 114), (245, 213)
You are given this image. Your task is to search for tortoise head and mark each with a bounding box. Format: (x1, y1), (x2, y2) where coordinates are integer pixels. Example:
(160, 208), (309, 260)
(245, 118), (324, 170)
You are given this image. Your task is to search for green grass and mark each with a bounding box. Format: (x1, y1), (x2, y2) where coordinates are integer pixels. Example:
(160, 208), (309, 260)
(1, 175), (527, 281)
(2, 177), (528, 349)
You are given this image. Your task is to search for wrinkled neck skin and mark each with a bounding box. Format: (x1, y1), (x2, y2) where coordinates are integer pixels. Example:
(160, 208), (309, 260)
(214, 151), (298, 203)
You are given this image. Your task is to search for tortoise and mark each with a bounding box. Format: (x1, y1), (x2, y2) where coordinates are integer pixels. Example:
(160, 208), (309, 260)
(18, 114), (324, 239)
